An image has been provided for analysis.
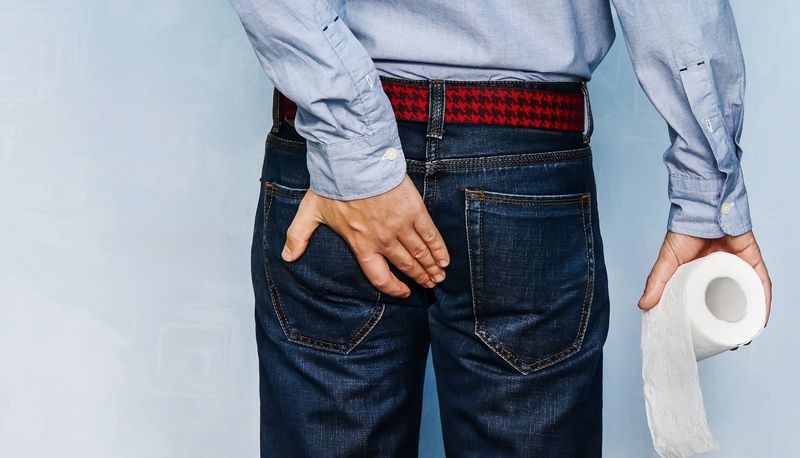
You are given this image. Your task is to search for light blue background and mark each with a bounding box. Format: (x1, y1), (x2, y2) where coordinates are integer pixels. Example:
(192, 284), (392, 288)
(1, 1), (796, 456)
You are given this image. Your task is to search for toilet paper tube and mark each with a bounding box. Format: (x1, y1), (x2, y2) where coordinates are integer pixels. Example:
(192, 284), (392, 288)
(640, 251), (767, 458)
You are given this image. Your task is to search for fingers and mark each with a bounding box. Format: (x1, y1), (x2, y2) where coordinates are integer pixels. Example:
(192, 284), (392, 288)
(382, 240), (437, 289)
(355, 251), (411, 298)
(397, 229), (445, 283)
(299, 177), (450, 299)
(736, 232), (771, 326)
(639, 243), (680, 310)
(413, 214), (450, 268)
(282, 198), (321, 262)
(751, 254), (772, 326)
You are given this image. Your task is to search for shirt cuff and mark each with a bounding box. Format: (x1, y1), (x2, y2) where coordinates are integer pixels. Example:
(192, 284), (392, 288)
(305, 121), (407, 200)
(666, 165), (752, 238)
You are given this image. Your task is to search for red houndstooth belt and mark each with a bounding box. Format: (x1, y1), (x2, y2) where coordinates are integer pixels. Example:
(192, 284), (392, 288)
(275, 76), (588, 133)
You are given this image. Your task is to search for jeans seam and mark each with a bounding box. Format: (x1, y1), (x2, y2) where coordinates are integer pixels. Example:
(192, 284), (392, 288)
(267, 132), (307, 153)
(465, 192), (486, 363)
(263, 181), (307, 199)
(471, 189), (526, 372)
(478, 195), (589, 206)
(405, 146), (591, 174)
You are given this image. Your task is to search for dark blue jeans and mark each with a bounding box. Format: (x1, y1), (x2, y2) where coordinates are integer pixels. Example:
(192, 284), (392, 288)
(251, 79), (610, 457)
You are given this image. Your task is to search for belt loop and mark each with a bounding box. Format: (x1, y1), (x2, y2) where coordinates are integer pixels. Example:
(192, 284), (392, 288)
(581, 81), (593, 144)
(426, 80), (446, 141)
(270, 87), (282, 134)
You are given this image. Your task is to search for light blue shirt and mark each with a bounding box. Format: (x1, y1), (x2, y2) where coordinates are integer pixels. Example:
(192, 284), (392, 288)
(229, 0), (751, 238)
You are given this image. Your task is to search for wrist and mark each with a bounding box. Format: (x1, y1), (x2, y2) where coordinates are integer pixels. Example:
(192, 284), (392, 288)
(306, 122), (407, 200)
(666, 169), (752, 238)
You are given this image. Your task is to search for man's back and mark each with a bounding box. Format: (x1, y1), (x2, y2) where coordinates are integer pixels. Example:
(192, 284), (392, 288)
(346, 0), (615, 81)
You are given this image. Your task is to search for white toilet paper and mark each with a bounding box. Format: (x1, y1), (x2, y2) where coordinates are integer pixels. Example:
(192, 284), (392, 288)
(640, 251), (767, 458)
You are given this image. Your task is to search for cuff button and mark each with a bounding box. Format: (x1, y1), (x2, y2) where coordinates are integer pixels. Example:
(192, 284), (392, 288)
(385, 147), (398, 160)
(721, 201), (734, 215)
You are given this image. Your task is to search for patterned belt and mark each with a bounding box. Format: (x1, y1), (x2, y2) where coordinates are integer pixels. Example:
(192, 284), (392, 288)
(274, 76), (589, 134)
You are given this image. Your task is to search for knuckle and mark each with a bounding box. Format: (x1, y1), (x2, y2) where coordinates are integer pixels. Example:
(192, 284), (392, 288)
(427, 237), (444, 249)
(421, 230), (437, 242)
(350, 240), (371, 257)
(285, 228), (302, 242)
(396, 260), (415, 271)
(412, 247), (430, 259)
(376, 232), (394, 246)
(370, 276), (388, 289)
(425, 266), (441, 276)
(355, 252), (373, 264)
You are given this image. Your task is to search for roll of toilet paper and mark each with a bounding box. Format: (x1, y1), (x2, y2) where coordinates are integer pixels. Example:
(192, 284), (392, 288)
(641, 251), (767, 458)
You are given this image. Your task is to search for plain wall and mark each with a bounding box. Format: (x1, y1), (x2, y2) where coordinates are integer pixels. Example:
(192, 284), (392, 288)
(1, 1), (797, 456)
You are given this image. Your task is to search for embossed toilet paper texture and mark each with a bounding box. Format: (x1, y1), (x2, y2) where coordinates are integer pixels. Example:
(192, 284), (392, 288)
(641, 264), (718, 458)
(640, 252), (767, 458)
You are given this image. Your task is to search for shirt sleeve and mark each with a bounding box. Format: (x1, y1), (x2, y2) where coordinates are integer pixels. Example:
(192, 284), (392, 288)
(610, 0), (752, 238)
(228, 0), (406, 200)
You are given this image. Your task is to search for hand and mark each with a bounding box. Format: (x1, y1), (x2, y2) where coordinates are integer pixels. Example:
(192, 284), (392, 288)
(280, 175), (450, 298)
(638, 230), (772, 326)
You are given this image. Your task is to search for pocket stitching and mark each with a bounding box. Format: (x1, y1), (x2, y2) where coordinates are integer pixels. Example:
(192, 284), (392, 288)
(466, 189), (595, 375)
(266, 132), (307, 153)
(261, 182), (385, 354)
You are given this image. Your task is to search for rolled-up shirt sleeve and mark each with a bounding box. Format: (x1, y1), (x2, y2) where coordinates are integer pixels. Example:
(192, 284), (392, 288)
(229, 0), (406, 200)
(611, 0), (752, 238)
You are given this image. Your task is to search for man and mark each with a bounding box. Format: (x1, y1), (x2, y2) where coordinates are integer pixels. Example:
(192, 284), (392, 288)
(229, 0), (772, 456)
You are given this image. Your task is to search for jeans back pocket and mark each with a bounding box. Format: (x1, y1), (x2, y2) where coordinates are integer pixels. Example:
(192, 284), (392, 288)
(261, 181), (385, 354)
(465, 188), (595, 375)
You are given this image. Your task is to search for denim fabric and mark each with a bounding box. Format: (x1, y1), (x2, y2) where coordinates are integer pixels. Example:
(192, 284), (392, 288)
(251, 78), (611, 457)
(230, 0), (752, 238)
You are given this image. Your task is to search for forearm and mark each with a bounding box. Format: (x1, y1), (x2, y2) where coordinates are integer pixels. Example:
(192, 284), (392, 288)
(611, 0), (752, 237)
(229, 0), (406, 199)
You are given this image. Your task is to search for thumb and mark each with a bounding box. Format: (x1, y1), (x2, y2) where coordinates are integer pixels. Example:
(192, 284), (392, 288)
(282, 199), (321, 262)
(639, 245), (680, 310)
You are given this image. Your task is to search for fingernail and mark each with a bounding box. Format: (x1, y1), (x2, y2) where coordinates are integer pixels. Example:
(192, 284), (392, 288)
(438, 259), (449, 268)
(433, 273), (445, 282)
(281, 246), (291, 259)
(425, 281), (435, 288)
